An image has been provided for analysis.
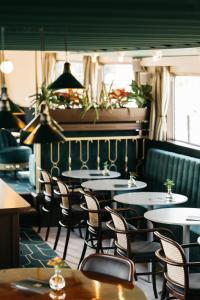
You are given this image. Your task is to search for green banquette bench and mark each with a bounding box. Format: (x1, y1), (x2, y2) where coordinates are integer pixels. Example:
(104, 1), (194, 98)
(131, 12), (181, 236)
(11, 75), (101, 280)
(144, 146), (200, 259)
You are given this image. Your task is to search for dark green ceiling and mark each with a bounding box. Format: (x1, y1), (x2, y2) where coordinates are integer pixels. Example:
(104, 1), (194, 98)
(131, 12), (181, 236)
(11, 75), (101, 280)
(1, 0), (200, 51)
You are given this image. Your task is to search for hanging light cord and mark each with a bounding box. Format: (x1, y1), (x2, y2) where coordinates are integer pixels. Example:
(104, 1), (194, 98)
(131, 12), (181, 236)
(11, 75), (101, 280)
(0, 27), (5, 85)
(64, 30), (69, 62)
(40, 28), (45, 85)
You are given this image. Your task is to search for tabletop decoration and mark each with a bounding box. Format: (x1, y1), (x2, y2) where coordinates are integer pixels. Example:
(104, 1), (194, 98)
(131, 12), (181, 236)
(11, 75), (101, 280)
(102, 161), (110, 176)
(128, 171), (137, 187)
(164, 178), (174, 200)
(48, 257), (66, 291)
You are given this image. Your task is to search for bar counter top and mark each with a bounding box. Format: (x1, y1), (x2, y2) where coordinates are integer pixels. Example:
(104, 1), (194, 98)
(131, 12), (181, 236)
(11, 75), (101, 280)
(0, 179), (30, 212)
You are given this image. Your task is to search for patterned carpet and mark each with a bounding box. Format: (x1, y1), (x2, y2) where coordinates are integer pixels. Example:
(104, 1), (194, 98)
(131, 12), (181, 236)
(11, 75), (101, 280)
(20, 228), (69, 268)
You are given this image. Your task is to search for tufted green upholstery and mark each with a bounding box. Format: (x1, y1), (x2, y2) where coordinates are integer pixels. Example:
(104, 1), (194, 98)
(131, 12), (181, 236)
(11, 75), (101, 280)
(0, 129), (32, 170)
(144, 148), (200, 238)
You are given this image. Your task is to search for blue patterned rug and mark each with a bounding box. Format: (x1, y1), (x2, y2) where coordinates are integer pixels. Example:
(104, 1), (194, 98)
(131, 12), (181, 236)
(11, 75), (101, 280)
(20, 228), (69, 268)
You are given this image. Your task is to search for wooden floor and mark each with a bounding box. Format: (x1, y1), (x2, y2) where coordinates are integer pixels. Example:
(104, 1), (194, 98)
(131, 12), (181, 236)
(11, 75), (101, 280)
(37, 226), (163, 300)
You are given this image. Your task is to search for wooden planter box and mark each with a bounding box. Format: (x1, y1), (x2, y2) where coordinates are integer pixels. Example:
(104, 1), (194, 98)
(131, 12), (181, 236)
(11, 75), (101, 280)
(50, 108), (149, 131)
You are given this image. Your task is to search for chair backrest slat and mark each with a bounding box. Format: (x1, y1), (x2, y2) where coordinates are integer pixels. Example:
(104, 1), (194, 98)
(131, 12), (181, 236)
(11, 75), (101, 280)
(84, 193), (100, 227)
(41, 169), (52, 196)
(108, 208), (128, 250)
(57, 180), (70, 209)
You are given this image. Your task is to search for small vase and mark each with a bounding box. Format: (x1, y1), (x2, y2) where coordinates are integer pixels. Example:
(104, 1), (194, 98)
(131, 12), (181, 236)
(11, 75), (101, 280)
(49, 268), (65, 291)
(166, 187), (173, 201)
(102, 166), (110, 176)
(128, 175), (136, 187)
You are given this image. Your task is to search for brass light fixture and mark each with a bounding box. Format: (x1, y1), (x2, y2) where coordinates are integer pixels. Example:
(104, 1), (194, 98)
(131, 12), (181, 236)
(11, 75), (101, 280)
(23, 29), (65, 144)
(48, 32), (84, 90)
(24, 104), (65, 145)
(0, 86), (25, 129)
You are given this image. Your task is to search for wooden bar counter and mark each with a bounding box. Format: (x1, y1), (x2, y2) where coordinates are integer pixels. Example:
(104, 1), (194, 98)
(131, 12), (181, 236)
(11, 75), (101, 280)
(0, 179), (30, 268)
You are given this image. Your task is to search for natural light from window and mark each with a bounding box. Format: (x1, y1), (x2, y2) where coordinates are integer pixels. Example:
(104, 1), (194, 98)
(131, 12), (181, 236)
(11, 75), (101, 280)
(174, 76), (200, 146)
(103, 64), (133, 91)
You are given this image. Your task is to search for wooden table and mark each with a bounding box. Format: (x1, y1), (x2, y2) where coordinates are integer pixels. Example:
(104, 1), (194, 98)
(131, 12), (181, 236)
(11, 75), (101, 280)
(0, 268), (147, 300)
(62, 169), (121, 180)
(0, 179), (30, 268)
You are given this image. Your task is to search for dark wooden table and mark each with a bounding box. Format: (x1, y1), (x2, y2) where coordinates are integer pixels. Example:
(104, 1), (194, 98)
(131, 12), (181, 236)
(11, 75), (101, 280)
(0, 268), (147, 300)
(0, 179), (30, 267)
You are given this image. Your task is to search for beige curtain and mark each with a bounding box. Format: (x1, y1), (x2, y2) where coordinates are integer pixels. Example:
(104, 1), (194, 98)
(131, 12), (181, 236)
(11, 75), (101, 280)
(0, 51), (5, 87)
(149, 66), (171, 141)
(43, 53), (56, 86)
(132, 58), (142, 84)
(83, 55), (100, 101)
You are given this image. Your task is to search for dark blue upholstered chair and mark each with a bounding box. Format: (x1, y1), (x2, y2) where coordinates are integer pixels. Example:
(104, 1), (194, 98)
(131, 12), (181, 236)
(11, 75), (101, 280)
(0, 128), (32, 171)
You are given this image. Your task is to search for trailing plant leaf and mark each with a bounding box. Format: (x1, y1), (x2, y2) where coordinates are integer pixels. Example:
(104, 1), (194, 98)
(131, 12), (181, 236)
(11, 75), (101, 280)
(128, 80), (153, 108)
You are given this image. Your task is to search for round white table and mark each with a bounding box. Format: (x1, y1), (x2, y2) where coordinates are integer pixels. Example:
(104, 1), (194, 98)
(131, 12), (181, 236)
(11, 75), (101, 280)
(62, 169), (121, 180)
(144, 207), (200, 260)
(114, 192), (188, 210)
(81, 179), (147, 192)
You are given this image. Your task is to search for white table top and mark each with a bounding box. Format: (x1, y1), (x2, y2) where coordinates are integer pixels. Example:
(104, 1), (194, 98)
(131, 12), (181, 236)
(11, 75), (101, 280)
(114, 192), (188, 206)
(81, 179), (147, 191)
(62, 169), (121, 179)
(144, 207), (200, 226)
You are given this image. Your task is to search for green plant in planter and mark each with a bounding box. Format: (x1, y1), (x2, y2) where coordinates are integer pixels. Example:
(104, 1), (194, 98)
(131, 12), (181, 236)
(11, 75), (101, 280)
(30, 85), (58, 111)
(80, 90), (99, 122)
(128, 80), (153, 108)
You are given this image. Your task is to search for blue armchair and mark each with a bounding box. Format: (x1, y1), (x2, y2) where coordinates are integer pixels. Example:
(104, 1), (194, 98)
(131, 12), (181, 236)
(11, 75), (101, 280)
(0, 128), (32, 171)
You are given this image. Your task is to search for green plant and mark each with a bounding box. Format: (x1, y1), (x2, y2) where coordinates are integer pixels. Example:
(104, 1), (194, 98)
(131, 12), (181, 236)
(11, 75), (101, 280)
(30, 85), (58, 112)
(164, 179), (174, 189)
(128, 80), (153, 108)
(103, 161), (109, 168)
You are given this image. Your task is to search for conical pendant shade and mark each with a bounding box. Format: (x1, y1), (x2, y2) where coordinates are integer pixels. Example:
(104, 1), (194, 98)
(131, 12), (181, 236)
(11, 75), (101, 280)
(24, 112), (65, 145)
(23, 112), (64, 133)
(0, 87), (25, 129)
(48, 62), (84, 90)
(9, 100), (24, 115)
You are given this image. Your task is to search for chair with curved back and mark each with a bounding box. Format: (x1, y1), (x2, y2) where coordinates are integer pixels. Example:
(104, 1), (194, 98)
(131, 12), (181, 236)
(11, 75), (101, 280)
(0, 128), (31, 173)
(77, 191), (114, 268)
(78, 191), (139, 269)
(79, 253), (135, 285)
(38, 168), (57, 241)
(105, 206), (174, 299)
(53, 178), (87, 260)
(155, 231), (200, 300)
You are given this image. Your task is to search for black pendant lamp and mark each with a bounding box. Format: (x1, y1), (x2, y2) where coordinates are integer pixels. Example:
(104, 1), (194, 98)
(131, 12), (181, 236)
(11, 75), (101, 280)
(24, 109), (65, 145)
(48, 62), (84, 90)
(48, 32), (84, 90)
(0, 86), (25, 129)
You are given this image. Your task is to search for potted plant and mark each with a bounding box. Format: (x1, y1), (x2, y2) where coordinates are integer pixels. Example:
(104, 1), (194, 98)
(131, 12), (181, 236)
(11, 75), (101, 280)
(128, 80), (153, 108)
(164, 178), (175, 200)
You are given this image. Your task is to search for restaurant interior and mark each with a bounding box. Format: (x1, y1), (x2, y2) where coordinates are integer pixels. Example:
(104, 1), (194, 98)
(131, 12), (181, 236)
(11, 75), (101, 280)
(0, 1), (200, 299)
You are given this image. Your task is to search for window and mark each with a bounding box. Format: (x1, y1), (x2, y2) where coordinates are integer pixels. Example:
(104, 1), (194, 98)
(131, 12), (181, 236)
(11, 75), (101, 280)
(103, 64), (133, 91)
(55, 61), (84, 85)
(174, 76), (200, 146)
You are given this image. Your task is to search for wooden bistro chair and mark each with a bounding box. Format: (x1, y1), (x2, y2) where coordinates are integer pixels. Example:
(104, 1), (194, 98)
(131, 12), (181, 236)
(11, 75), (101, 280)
(105, 206), (173, 299)
(155, 231), (200, 300)
(38, 168), (57, 241)
(53, 179), (87, 260)
(78, 191), (139, 269)
(79, 253), (135, 286)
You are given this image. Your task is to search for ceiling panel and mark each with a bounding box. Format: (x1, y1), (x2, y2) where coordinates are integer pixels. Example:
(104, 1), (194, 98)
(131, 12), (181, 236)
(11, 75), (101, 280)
(1, 0), (200, 51)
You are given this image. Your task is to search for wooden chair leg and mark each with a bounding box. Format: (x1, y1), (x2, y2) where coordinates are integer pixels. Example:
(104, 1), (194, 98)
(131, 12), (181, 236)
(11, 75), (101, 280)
(63, 227), (71, 260)
(78, 227), (89, 269)
(45, 212), (52, 241)
(152, 262), (158, 299)
(54, 225), (61, 250)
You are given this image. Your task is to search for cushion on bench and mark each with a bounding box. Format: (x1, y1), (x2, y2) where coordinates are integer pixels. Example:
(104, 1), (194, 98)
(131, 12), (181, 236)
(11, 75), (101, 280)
(145, 148), (200, 209)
